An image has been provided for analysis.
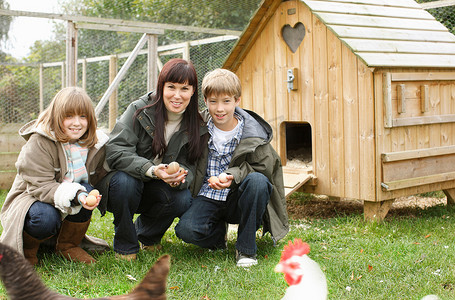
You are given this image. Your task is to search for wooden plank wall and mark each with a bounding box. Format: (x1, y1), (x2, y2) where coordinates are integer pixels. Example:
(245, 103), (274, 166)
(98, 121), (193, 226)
(0, 124), (24, 189)
(235, 0), (376, 201)
(327, 24), (344, 198)
(377, 69), (455, 200)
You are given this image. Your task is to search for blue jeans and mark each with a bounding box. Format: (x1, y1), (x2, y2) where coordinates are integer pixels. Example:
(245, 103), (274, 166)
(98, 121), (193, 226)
(175, 172), (272, 256)
(24, 182), (94, 240)
(106, 171), (192, 255)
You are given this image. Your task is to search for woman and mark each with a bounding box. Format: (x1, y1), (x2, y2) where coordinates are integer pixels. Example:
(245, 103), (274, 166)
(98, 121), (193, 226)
(99, 58), (207, 260)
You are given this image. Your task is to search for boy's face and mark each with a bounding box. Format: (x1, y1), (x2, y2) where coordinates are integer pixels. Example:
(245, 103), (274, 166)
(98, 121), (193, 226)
(205, 93), (240, 131)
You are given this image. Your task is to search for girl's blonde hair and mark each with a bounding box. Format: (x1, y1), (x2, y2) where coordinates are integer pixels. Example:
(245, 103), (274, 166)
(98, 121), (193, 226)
(37, 87), (98, 148)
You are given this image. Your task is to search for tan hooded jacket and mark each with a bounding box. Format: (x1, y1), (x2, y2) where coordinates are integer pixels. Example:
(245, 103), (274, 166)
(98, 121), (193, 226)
(0, 120), (109, 254)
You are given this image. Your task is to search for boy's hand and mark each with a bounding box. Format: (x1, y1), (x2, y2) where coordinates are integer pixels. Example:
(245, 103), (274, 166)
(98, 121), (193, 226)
(208, 174), (234, 190)
(155, 163), (188, 187)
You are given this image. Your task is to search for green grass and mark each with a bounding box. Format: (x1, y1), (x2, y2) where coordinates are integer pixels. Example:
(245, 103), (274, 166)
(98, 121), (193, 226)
(1, 190), (455, 299)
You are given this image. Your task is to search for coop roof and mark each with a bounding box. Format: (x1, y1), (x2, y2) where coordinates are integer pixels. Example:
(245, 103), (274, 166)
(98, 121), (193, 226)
(224, 0), (455, 70)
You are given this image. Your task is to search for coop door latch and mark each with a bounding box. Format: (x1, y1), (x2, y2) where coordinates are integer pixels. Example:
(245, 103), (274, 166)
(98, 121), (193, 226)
(286, 68), (298, 92)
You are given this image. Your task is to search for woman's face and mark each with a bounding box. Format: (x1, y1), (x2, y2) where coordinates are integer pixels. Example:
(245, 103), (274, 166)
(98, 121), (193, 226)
(163, 81), (194, 114)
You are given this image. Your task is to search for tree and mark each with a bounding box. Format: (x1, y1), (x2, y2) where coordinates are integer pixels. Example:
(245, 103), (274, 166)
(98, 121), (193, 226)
(0, 0), (11, 56)
(57, 0), (262, 117)
(1, 0), (262, 124)
(65, 0), (261, 52)
(415, 0), (455, 35)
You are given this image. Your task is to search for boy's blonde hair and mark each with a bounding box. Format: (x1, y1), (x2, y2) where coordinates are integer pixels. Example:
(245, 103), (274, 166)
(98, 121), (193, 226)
(37, 87), (98, 148)
(202, 68), (241, 99)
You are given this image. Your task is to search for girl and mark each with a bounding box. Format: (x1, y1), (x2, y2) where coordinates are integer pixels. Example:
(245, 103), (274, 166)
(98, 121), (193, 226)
(0, 87), (109, 265)
(98, 58), (207, 261)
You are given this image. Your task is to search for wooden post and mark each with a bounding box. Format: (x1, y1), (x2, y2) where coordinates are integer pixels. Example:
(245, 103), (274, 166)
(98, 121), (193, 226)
(443, 188), (455, 206)
(66, 21), (78, 87)
(364, 199), (394, 222)
(61, 62), (66, 89)
(109, 55), (118, 131)
(397, 84), (406, 113)
(421, 85), (429, 112)
(39, 64), (44, 113)
(81, 59), (87, 90)
(383, 72), (392, 128)
(279, 122), (287, 165)
(147, 34), (158, 92)
(95, 33), (149, 117)
(183, 41), (190, 61)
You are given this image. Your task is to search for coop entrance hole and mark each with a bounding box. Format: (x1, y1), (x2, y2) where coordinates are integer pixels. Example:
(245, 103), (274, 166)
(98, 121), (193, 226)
(283, 122), (312, 168)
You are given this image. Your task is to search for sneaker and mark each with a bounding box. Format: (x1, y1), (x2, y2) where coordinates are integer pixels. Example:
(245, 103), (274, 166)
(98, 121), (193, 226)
(235, 250), (257, 267)
(115, 253), (137, 261)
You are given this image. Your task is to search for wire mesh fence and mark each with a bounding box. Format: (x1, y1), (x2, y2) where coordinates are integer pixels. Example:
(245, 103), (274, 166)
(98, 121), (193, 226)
(0, 0), (254, 128)
(1, 30), (239, 128)
(0, 0), (454, 128)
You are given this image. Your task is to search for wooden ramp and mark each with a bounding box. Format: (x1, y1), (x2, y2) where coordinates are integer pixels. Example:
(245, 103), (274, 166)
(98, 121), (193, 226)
(283, 166), (314, 198)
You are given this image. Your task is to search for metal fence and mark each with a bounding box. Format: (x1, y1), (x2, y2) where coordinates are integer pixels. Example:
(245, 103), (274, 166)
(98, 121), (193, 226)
(37, 33), (238, 128)
(0, 0), (255, 128)
(1, 22), (241, 128)
(0, 0), (454, 129)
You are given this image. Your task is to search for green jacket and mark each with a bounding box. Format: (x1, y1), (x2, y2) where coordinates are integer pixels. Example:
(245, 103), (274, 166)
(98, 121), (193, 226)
(192, 107), (289, 243)
(98, 92), (208, 207)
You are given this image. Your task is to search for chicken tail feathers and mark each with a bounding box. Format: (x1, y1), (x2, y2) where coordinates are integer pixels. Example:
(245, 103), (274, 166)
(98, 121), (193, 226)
(109, 255), (170, 300)
(0, 242), (64, 300)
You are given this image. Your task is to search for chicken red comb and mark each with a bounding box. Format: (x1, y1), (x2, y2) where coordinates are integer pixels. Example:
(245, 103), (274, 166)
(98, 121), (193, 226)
(280, 238), (310, 261)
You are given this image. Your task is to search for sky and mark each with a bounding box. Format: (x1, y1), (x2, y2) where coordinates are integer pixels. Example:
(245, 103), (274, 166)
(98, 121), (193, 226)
(6, 0), (61, 59)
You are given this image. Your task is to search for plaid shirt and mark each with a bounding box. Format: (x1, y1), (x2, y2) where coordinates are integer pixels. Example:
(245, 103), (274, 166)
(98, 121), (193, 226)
(198, 112), (244, 201)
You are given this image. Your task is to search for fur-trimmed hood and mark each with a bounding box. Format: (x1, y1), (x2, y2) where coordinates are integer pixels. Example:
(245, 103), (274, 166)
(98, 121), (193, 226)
(19, 120), (109, 150)
(0, 120), (109, 255)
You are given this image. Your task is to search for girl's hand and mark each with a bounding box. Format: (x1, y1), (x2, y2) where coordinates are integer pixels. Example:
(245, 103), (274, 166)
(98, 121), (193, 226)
(154, 163), (188, 187)
(209, 174), (234, 190)
(80, 194), (101, 210)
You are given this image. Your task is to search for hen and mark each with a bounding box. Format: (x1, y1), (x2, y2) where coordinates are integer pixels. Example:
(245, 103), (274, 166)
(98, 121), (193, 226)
(275, 239), (328, 300)
(0, 242), (169, 300)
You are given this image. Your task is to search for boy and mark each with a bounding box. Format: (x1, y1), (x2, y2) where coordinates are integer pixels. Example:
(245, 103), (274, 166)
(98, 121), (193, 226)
(175, 68), (288, 267)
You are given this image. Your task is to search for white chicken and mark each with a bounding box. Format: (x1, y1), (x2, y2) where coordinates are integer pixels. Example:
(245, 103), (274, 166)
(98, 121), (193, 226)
(275, 239), (328, 300)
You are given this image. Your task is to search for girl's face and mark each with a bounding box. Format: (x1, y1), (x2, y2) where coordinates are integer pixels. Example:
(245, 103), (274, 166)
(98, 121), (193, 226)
(62, 114), (88, 143)
(163, 81), (194, 114)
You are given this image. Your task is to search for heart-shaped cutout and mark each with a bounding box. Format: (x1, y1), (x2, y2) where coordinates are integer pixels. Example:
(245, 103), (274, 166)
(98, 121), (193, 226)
(281, 22), (305, 53)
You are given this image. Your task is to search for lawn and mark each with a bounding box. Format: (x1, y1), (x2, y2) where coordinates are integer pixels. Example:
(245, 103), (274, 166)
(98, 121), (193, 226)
(0, 189), (454, 299)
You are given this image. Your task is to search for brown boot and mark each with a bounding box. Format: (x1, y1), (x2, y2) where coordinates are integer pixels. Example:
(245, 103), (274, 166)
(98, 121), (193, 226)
(56, 219), (96, 264)
(23, 231), (44, 265)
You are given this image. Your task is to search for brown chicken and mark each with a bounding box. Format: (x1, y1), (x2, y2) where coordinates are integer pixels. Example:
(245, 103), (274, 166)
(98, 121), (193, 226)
(0, 242), (169, 300)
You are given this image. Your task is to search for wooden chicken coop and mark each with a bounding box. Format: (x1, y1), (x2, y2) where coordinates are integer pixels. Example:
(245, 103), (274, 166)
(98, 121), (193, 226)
(223, 0), (455, 220)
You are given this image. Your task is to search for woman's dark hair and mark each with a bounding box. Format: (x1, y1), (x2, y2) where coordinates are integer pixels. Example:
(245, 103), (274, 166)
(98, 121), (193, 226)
(136, 58), (203, 163)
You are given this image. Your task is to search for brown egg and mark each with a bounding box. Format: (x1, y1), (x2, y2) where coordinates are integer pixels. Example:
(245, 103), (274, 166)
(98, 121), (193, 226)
(86, 195), (97, 206)
(218, 173), (228, 183)
(166, 162), (180, 174)
(208, 176), (220, 185)
(89, 189), (100, 196)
